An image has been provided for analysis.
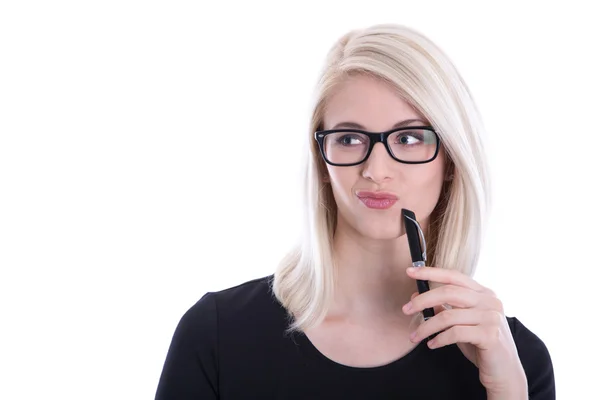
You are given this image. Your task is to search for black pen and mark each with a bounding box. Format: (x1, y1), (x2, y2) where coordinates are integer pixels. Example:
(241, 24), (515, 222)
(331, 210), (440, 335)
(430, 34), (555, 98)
(402, 209), (437, 342)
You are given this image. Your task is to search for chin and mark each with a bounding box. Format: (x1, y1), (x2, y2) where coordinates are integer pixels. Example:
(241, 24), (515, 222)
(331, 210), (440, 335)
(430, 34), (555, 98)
(355, 223), (403, 241)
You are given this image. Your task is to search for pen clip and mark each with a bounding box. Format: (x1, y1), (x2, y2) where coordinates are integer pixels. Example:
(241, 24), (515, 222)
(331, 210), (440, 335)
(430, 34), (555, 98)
(404, 215), (427, 263)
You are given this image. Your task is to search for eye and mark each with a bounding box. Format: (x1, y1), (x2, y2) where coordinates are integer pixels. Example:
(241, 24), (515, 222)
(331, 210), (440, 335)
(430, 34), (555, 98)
(332, 133), (368, 146)
(394, 131), (424, 145)
(339, 135), (362, 145)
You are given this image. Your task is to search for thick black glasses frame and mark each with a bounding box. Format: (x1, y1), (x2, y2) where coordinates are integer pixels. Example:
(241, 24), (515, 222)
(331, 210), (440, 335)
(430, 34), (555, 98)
(314, 125), (441, 167)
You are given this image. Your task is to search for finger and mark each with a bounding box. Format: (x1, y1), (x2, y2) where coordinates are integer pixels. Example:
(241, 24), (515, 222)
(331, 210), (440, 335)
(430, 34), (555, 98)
(403, 285), (480, 315)
(409, 292), (447, 316)
(430, 302), (447, 317)
(410, 308), (484, 344)
(426, 324), (489, 349)
(406, 266), (485, 292)
(433, 304), (446, 316)
(410, 291), (446, 317)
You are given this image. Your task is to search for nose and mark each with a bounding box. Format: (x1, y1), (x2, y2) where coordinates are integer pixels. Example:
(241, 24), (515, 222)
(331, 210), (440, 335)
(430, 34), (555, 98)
(361, 142), (394, 183)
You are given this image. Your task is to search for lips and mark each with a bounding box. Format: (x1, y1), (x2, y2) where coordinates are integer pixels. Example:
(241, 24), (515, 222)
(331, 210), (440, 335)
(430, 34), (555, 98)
(356, 191), (398, 210)
(356, 191), (398, 200)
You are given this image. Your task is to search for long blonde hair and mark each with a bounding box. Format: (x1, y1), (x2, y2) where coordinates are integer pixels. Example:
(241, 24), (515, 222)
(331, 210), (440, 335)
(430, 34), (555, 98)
(272, 23), (492, 333)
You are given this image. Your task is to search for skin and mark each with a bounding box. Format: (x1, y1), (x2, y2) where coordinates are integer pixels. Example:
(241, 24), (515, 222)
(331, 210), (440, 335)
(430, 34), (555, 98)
(305, 74), (527, 398)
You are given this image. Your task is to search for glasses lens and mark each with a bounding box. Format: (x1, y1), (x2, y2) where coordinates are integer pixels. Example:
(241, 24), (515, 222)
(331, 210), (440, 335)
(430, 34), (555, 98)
(388, 129), (437, 162)
(323, 131), (370, 165)
(322, 129), (438, 164)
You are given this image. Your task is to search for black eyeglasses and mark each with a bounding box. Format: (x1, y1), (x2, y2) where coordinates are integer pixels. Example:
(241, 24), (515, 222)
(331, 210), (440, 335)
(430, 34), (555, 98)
(314, 126), (441, 167)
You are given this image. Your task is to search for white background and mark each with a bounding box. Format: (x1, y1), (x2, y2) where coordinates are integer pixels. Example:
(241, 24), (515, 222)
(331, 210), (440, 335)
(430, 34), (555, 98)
(1, 1), (598, 398)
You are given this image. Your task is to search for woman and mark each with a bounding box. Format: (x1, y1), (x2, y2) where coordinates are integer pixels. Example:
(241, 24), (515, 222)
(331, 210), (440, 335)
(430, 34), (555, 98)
(155, 24), (555, 399)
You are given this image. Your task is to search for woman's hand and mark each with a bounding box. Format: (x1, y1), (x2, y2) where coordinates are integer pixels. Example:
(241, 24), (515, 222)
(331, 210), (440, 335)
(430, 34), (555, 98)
(403, 266), (528, 397)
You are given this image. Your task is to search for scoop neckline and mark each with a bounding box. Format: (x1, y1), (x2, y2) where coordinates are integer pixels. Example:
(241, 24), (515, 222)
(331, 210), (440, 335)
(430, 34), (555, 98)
(295, 329), (428, 372)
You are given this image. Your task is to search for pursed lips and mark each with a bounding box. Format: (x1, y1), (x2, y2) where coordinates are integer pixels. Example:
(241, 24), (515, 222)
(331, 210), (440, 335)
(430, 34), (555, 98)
(356, 191), (398, 209)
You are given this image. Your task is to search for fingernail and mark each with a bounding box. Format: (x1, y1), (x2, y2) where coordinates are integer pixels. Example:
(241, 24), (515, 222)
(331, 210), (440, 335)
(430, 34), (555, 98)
(403, 302), (412, 313)
(407, 267), (415, 273)
(409, 331), (417, 341)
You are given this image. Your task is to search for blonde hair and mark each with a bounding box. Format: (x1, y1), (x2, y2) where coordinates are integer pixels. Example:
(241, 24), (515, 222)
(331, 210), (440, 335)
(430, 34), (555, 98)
(272, 23), (492, 333)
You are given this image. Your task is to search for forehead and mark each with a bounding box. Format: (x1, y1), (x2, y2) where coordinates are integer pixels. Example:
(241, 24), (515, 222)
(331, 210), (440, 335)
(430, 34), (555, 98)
(323, 74), (424, 130)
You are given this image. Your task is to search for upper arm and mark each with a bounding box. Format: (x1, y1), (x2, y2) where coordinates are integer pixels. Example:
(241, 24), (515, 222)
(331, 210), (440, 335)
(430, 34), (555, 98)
(508, 317), (555, 400)
(155, 292), (219, 400)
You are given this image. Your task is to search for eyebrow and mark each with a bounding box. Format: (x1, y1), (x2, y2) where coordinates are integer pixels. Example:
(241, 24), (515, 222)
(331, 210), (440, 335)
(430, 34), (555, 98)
(331, 118), (428, 130)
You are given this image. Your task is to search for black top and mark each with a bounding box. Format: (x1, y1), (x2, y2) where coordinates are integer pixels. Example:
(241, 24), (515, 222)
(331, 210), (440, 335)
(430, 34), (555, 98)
(155, 275), (555, 399)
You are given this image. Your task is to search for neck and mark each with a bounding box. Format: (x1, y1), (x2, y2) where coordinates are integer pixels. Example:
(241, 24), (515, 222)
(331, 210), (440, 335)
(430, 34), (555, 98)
(329, 217), (429, 322)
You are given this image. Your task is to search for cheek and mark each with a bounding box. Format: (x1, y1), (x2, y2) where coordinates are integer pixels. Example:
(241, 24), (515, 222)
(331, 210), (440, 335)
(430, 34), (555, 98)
(412, 165), (446, 204)
(327, 168), (357, 197)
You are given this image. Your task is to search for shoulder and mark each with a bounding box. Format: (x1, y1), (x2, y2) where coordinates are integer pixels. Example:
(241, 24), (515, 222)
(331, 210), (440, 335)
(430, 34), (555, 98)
(184, 274), (279, 318)
(210, 274), (277, 310)
(506, 316), (556, 399)
(181, 274), (287, 337)
(506, 316), (552, 364)
(167, 274), (286, 364)
(176, 274), (289, 370)
(156, 276), (279, 397)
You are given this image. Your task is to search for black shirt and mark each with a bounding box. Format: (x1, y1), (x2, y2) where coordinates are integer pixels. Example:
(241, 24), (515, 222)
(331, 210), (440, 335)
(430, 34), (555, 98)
(155, 275), (555, 399)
